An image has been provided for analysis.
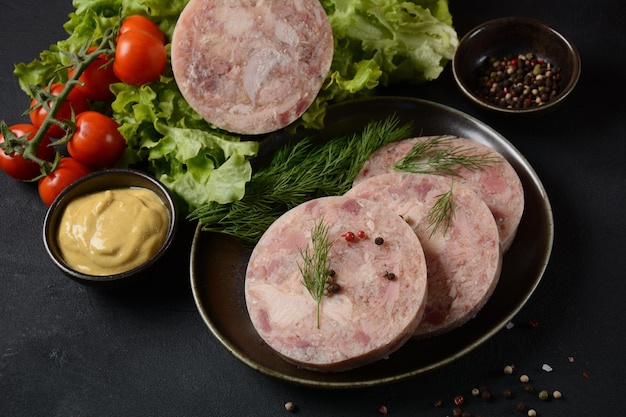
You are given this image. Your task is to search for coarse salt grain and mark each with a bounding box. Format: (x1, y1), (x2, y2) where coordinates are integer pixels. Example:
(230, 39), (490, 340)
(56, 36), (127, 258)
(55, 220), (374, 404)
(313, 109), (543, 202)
(542, 363), (553, 372)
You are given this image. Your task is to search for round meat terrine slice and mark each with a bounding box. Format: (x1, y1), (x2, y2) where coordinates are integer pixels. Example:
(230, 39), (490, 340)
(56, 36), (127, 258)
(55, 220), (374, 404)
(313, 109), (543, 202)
(354, 136), (524, 251)
(171, 0), (334, 135)
(245, 196), (428, 372)
(346, 172), (502, 338)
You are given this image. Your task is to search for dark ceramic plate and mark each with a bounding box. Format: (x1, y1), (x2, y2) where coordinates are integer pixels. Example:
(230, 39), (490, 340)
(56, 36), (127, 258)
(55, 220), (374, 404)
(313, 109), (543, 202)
(189, 97), (553, 388)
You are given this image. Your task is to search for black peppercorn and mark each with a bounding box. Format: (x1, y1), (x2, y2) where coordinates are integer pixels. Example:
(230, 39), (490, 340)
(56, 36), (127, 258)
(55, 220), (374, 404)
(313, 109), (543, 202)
(326, 282), (341, 294)
(382, 271), (396, 280)
(374, 237), (384, 245)
(480, 389), (491, 401)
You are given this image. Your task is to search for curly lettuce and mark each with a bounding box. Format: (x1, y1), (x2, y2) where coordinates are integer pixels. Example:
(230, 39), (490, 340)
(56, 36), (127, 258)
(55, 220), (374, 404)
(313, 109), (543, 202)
(110, 78), (258, 209)
(304, 0), (458, 128)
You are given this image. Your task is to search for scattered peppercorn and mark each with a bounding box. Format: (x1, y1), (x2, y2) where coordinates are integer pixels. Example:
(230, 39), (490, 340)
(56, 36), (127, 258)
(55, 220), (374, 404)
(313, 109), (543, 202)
(284, 401), (296, 412)
(378, 405), (388, 415)
(504, 365), (514, 375)
(480, 389), (492, 401)
(434, 399), (443, 407)
(326, 282), (341, 294)
(454, 395), (465, 406)
(471, 388), (480, 397)
(527, 409), (537, 417)
(383, 271), (396, 280)
(538, 390), (549, 401)
(374, 237), (384, 245)
(453, 407), (463, 417)
(519, 374), (530, 383)
(474, 53), (561, 110)
(328, 269), (335, 277)
(342, 231), (355, 241)
(357, 230), (366, 238)
(552, 390), (562, 399)
(516, 402), (526, 412)
(461, 411), (472, 417)
(523, 383), (534, 393)
(503, 388), (513, 399)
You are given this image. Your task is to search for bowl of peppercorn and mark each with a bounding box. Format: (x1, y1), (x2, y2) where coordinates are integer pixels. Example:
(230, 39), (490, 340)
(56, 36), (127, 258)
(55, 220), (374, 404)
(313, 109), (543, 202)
(452, 17), (581, 114)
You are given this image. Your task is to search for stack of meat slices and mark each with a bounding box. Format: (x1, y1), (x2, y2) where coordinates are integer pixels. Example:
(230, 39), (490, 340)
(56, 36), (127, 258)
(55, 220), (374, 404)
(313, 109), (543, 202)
(354, 136), (525, 251)
(244, 136), (524, 371)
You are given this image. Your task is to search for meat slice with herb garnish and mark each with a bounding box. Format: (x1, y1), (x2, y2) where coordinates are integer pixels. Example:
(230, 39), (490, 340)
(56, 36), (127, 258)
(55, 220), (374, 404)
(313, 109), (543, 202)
(245, 196), (428, 372)
(347, 172), (502, 338)
(354, 136), (524, 251)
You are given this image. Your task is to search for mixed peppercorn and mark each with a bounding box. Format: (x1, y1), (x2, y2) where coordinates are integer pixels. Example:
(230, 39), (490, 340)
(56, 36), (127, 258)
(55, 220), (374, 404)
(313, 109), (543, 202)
(474, 53), (562, 110)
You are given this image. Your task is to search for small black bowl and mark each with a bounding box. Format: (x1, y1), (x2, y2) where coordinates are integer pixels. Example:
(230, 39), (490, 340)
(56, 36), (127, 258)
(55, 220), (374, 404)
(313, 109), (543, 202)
(453, 17), (581, 115)
(43, 169), (178, 289)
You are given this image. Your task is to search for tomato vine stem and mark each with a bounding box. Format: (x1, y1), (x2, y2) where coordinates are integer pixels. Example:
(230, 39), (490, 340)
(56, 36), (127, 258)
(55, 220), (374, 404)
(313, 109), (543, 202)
(1, 27), (118, 178)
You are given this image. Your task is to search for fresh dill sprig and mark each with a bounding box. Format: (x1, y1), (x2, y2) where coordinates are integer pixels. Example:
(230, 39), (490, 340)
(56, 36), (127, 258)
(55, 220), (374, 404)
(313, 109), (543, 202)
(427, 180), (456, 238)
(392, 136), (501, 176)
(188, 115), (413, 247)
(297, 217), (333, 329)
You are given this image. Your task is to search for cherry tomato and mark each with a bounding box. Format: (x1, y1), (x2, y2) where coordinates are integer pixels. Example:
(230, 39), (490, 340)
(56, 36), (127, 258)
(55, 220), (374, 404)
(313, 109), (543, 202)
(29, 83), (89, 139)
(67, 111), (126, 169)
(69, 47), (120, 102)
(38, 157), (91, 206)
(0, 124), (55, 181)
(113, 30), (167, 86)
(119, 15), (166, 45)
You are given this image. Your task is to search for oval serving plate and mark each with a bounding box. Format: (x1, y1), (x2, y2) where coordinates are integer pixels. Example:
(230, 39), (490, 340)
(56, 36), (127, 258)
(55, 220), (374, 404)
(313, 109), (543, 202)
(189, 96), (554, 388)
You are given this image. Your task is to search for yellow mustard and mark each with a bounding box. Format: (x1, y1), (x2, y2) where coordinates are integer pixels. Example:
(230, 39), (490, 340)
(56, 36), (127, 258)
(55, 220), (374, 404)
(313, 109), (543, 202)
(57, 187), (169, 276)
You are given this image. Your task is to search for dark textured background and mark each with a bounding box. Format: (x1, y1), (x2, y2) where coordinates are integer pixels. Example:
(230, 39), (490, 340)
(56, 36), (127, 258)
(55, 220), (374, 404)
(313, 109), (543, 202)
(2, 1), (625, 416)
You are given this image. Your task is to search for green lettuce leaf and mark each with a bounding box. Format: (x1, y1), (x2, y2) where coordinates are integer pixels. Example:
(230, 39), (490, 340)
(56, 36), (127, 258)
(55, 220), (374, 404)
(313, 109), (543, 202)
(110, 77), (258, 210)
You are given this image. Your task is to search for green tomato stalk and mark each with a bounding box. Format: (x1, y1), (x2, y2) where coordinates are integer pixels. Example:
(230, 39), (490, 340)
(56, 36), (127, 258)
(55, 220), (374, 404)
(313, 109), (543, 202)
(0, 28), (117, 179)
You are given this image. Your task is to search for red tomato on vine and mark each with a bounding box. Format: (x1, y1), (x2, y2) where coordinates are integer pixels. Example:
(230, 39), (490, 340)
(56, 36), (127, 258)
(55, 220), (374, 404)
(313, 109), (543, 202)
(113, 28), (167, 86)
(38, 157), (91, 206)
(67, 111), (126, 169)
(0, 123), (55, 181)
(69, 47), (120, 102)
(29, 83), (89, 139)
(119, 15), (166, 45)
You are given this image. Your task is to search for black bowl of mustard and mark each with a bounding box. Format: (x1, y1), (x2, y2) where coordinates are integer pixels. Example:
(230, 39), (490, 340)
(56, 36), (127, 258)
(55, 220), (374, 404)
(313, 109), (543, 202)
(43, 168), (178, 289)
(452, 17), (581, 115)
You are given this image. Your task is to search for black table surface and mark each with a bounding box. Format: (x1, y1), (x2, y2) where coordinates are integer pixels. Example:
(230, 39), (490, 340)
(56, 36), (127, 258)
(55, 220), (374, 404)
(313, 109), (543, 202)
(2, 1), (625, 416)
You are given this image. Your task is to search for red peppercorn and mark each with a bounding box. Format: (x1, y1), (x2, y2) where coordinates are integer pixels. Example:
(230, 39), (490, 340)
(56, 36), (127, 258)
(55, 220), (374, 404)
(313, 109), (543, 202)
(454, 395), (465, 406)
(342, 231), (355, 241)
(357, 230), (366, 238)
